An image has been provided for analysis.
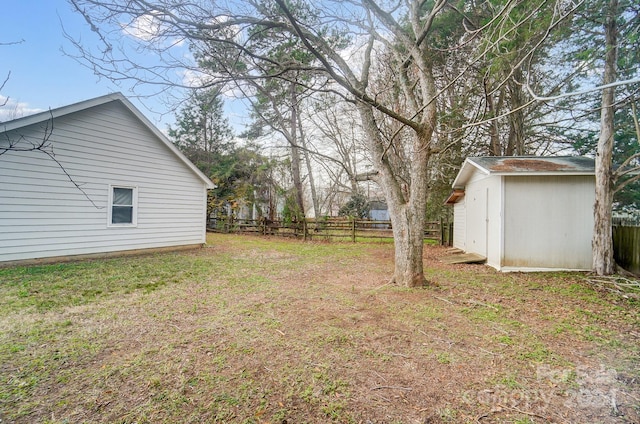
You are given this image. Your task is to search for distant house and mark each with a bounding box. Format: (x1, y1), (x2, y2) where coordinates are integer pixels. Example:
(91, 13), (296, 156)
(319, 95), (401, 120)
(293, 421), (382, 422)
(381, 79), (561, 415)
(0, 93), (214, 264)
(445, 156), (595, 272)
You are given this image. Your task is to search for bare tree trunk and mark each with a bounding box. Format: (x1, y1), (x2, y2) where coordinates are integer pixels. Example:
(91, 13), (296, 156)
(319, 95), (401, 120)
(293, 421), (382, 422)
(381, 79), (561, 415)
(507, 69), (526, 156)
(484, 79), (502, 156)
(289, 83), (305, 217)
(389, 147), (430, 288)
(298, 117), (320, 219)
(593, 0), (618, 276)
(359, 105), (431, 288)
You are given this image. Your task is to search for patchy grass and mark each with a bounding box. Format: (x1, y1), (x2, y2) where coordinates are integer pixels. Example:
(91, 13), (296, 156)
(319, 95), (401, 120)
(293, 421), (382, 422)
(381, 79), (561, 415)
(1, 233), (639, 423)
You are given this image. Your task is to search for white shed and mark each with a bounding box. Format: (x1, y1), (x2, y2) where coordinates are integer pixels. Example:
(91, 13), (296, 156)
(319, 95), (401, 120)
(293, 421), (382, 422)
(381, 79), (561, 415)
(0, 93), (215, 264)
(445, 156), (595, 272)
(369, 200), (390, 221)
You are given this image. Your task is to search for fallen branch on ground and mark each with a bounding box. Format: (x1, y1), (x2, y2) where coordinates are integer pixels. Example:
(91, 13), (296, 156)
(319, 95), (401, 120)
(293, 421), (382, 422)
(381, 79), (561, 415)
(370, 385), (413, 391)
(585, 275), (640, 299)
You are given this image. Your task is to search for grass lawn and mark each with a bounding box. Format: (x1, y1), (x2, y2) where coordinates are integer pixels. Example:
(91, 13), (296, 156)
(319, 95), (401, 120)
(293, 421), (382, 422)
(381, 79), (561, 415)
(1, 233), (639, 423)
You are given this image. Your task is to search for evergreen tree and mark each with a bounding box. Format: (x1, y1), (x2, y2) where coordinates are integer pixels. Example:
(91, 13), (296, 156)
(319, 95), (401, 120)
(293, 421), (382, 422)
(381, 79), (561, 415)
(168, 88), (281, 219)
(338, 193), (370, 219)
(168, 88), (234, 177)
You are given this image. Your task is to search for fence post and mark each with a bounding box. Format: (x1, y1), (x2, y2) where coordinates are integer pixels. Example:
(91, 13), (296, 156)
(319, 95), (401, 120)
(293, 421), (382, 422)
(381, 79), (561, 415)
(303, 219), (308, 241)
(449, 222), (454, 247)
(352, 218), (356, 242)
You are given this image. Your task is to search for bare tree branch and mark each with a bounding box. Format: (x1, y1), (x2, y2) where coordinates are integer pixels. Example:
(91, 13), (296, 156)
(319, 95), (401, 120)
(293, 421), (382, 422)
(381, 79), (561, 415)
(0, 71), (10, 108)
(526, 77), (640, 103)
(1, 111), (104, 209)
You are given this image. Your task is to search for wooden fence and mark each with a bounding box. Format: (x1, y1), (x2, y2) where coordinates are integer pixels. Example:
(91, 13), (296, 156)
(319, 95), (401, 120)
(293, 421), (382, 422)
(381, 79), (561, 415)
(208, 217), (453, 245)
(613, 225), (640, 275)
(210, 218), (634, 269)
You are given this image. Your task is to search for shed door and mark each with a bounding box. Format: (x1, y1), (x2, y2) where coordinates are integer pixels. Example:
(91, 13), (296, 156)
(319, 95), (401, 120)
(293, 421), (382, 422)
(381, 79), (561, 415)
(453, 198), (466, 250)
(466, 186), (488, 257)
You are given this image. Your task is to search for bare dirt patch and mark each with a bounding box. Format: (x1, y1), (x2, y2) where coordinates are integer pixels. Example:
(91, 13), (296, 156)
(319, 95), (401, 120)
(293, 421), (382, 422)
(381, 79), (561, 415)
(1, 234), (639, 423)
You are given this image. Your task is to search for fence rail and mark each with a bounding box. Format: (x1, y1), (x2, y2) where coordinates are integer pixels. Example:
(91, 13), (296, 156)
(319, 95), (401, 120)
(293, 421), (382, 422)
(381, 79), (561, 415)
(613, 225), (640, 275)
(208, 217), (453, 245)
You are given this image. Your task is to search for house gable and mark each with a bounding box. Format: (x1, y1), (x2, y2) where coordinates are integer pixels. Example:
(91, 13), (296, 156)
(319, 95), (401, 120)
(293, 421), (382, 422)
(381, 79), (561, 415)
(1, 93), (214, 189)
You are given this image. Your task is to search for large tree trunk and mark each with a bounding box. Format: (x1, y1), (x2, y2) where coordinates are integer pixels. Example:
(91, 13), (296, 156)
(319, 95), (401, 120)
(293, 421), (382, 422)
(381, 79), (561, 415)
(593, 0), (618, 275)
(289, 83), (305, 217)
(388, 146), (430, 288)
(298, 118), (320, 219)
(359, 105), (431, 288)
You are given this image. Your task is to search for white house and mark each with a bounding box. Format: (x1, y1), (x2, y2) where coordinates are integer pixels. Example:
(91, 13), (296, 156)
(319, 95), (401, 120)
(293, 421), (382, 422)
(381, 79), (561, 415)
(0, 93), (215, 264)
(445, 156), (595, 272)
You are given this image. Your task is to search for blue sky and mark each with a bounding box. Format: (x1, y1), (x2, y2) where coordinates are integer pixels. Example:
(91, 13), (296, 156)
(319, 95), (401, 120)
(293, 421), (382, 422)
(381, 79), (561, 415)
(0, 0), (247, 132)
(1, 2), (126, 117)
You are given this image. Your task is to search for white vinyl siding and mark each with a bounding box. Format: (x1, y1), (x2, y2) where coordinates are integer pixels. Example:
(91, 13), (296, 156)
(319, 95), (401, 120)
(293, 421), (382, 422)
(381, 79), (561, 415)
(0, 100), (209, 262)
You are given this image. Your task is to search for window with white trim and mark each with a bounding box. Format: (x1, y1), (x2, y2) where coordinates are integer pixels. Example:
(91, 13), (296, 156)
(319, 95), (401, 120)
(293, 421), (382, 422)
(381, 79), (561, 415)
(108, 186), (137, 226)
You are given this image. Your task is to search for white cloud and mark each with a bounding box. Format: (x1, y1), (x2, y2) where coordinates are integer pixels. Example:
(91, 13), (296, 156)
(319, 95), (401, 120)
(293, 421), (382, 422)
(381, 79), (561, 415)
(180, 68), (213, 88)
(0, 96), (44, 122)
(121, 11), (185, 48)
(122, 12), (165, 42)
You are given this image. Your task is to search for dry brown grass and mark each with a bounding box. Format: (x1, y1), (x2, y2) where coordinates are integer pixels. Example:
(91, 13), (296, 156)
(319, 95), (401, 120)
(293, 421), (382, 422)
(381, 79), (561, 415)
(1, 233), (639, 423)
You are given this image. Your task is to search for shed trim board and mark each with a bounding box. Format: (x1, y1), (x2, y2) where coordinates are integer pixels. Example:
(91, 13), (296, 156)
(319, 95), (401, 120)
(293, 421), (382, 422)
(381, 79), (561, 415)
(1, 93), (214, 263)
(447, 156), (595, 272)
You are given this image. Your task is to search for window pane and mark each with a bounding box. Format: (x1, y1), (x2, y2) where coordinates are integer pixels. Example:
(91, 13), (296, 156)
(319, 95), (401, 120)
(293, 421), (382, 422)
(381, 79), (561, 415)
(113, 188), (133, 206)
(112, 206), (133, 224)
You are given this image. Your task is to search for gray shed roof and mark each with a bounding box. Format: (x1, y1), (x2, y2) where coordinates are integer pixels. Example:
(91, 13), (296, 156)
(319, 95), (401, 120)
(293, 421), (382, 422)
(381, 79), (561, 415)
(468, 156), (595, 173)
(452, 156), (595, 189)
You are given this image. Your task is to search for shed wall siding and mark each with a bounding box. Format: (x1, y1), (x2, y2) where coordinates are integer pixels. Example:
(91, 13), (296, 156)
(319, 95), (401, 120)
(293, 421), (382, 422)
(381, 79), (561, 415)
(467, 169), (488, 185)
(453, 198), (466, 250)
(0, 102), (208, 262)
(502, 175), (594, 270)
(462, 171), (501, 264)
(370, 208), (389, 221)
(485, 176), (503, 269)
(464, 180), (487, 257)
